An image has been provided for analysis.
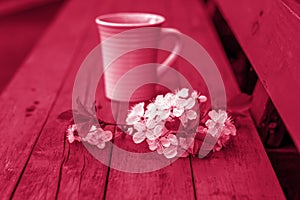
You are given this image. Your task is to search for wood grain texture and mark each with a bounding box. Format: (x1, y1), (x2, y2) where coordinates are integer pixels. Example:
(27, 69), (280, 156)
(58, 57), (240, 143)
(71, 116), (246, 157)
(251, 80), (269, 126)
(192, 112), (285, 199)
(0, 0), (100, 198)
(0, 0), (62, 16)
(215, 0), (300, 151)
(11, 0), (122, 199)
(13, 21), (111, 200)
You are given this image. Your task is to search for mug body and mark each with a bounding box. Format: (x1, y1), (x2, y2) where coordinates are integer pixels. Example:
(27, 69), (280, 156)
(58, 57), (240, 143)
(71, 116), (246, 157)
(95, 13), (165, 102)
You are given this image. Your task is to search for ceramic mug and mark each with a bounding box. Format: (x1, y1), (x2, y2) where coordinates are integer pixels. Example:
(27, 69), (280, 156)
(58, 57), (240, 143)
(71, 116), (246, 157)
(95, 12), (182, 102)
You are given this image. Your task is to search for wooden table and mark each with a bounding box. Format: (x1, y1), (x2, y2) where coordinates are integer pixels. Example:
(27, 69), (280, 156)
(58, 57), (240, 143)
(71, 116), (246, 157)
(0, 0), (285, 199)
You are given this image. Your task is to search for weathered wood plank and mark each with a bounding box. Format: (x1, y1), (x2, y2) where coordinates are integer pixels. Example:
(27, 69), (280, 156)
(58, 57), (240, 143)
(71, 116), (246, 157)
(12, 23), (111, 200)
(0, 0), (62, 16)
(0, 0), (100, 198)
(215, 0), (300, 151)
(251, 80), (269, 127)
(11, 0), (124, 199)
(192, 112), (285, 199)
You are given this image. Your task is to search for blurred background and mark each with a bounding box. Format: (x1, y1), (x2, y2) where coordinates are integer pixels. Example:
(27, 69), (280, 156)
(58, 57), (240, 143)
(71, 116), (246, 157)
(0, 0), (65, 93)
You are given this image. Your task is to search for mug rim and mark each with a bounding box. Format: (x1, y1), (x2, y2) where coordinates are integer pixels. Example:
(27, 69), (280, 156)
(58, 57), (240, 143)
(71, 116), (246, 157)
(95, 12), (165, 27)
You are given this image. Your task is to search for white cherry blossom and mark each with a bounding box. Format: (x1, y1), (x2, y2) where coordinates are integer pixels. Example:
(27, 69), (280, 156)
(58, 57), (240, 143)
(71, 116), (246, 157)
(126, 102), (145, 125)
(147, 134), (178, 158)
(205, 110), (228, 137)
(82, 125), (113, 149)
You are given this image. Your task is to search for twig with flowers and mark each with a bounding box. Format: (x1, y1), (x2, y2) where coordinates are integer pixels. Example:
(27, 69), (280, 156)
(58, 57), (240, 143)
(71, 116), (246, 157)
(64, 88), (236, 159)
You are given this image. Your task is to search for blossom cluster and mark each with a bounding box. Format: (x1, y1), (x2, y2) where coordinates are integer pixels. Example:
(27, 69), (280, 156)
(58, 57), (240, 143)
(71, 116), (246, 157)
(66, 88), (237, 159)
(198, 110), (236, 152)
(67, 124), (112, 149)
(125, 88), (236, 158)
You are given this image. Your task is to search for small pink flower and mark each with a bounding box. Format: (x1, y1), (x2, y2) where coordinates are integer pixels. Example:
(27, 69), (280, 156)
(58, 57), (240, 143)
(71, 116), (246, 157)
(147, 134), (178, 158)
(205, 110), (228, 137)
(66, 124), (81, 143)
(82, 125), (113, 149)
(179, 109), (197, 127)
(132, 121), (165, 143)
(191, 91), (207, 102)
(213, 118), (236, 151)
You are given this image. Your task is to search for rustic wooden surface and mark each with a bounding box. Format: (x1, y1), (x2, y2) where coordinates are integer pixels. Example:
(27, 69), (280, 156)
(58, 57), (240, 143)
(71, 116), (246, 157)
(215, 0), (300, 152)
(0, 0), (285, 199)
(0, 0), (62, 16)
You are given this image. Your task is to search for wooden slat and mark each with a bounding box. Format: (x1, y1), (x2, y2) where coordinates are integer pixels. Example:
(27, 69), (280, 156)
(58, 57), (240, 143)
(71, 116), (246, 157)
(0, 0), (99, 198)
(12, 19), (112, 200)
(0, 0), (62, 16)
(251, 80), (269, 127)
(192, 112), (285, 199)
(215, 0), (300, 151)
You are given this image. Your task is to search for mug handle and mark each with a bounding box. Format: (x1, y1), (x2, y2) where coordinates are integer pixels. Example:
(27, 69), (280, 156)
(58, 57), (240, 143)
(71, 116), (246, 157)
(157, 28), (183, 76)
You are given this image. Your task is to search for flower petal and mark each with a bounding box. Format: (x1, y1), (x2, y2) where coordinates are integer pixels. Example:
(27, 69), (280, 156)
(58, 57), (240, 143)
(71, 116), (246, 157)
(218, 110), (228, 124)
(167, 134), (178, 146)
(224, 122), (237, 136)
(154, 124), (163, 135)
(158, 109), (170, 120)
(207, 127), (219, 137)
(89, 125), (97, 132)
(132, 131), (146, 144)
(145, 103), (157, 119)
(146, 118), (157, 129)
(179, 137), (188, 149)
(82, 131), (99, 145)
(160, 137), (171, 147)
(126, 115), (139, 125)
(176, 88), (189, 98)
(186, 110), (197, 120)
(175, 98), (188, 108)
(126, 127), (133, 135)
(180, 114), (188, 127)
(163, 145), (178, 158)
(191, 91), (198, 99)
(133, 122), (146, 131)
(99, 130), (113, 142)
(154, 95), (166, 109)
(156, 145), (164, 154)
(97, 142), (106, 149)
(67, 133), (75, 143)
(208, 110), (219, 121)
(205, 119), (216, 129)
(185, 98), (195, 109)
(146, 130), (160, 140)
(147, 139), (159, 150)
(130, 102), (145, 117)
(198, 95), (207, 102)
(173, 107), (184, 117)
